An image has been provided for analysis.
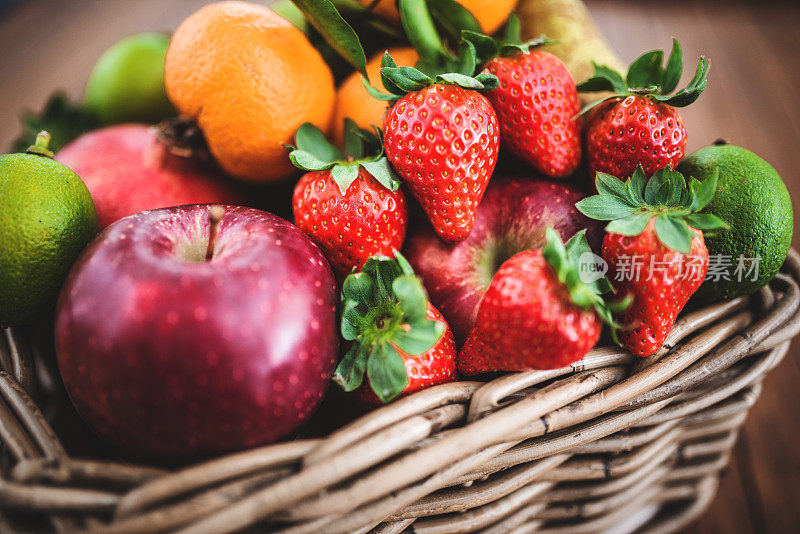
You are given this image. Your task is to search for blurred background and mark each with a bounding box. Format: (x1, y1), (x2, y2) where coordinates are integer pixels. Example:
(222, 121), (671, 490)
(0, 1), (798, 532)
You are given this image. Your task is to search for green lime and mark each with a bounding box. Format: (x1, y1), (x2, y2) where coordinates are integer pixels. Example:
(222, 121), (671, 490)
(84, 32), (175, 125)
(678, 143), (793, 303)
(0, 132), (98, 326)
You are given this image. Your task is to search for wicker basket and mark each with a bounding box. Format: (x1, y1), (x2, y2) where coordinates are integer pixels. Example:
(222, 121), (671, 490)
(0, 248), (798, 533)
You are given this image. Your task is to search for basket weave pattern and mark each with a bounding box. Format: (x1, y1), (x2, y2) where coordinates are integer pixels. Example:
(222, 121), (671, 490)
(1, 251), (799, 534)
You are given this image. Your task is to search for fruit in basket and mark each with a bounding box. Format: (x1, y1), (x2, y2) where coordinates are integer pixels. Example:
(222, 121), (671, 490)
(55, 205), (339, 459)
(578, 40), (710, 180)
(56, 124), (246, 229)
(164, 1), (335, 182)
(84, 32), (175, 125)
(678, 143), (794, 301)
(331, 47), (418, 147)
(577, 167), (727, 356)
(459, 229), (616, 373)
(405, 176), (602, 345)
(335, 253), (456, 404)
(371, 53), (500, 242)
(464, 25), (581, 177)
(287, 122), (406, 279)
(0, 132), (97, 326)
(357, 0), (518, 34)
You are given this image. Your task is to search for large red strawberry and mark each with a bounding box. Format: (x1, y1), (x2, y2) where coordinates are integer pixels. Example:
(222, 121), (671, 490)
(578, 39), (710, 179)
(459, 229), (618, 374)
(287, 122), (407, 279)
(368, 53), (500, 243)
(463, 23), (581, 177)
(335, 253), (456, 404)
(576, 166), (727, 356)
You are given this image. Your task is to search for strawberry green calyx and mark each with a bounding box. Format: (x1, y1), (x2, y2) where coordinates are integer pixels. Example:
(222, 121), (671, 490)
(363, 51), (499, 102)
(577, 39), (710, 114)
(335, 252), (445, 403)
(461, 14), (552, 63)
(541, 228), (622, 334)
(285, 121), (400, 194)
(576, 166), (728, 254)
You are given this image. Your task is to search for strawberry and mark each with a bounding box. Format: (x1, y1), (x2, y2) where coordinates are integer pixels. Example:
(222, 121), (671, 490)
(287, 122), (406, 279)
(463, 21), (581, 177)
(459, 229), (618, 374)
(578, 39), (710, 179)
(335, 252), (456, 404)
(576, 166), (727, 356)
(367, 53), (500, 243)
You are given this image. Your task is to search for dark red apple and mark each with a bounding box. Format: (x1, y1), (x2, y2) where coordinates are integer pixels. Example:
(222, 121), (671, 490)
(56, 124), (247, 228)
(404, 176), (602, 346)
(55, 205), (338, 461)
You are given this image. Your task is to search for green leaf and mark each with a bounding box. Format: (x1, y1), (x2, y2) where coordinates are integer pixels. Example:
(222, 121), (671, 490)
(362, 77), (401, 101)
(399, 0), (444, 66)
(605, 212), (652, 236)
(392, 275), (428, 324)
(654, 214), (694, 253)
(341, 299), (365, 340)
(435, 72), (488, 89)
(427, 0), (480, 42)
(661, 167), (685, 205)
(661, 39), (683, 94)
(342, 271), (375, 308)
(595, 172), (628, 198)
(575, 195), (638, 221)
(367, 343), (409, 403)
(291, 0), (367, 77)
(626, 50), (664, 90)
(643, 168), (665, 204)
(577, 63), (628, 94)
(392, 319), (444, 355)
(691, 169), (719, 211)
(330, 164), (360, 195)
(564, 230), (591, 261)
(453, 40), (477, 77)
(361, 158), (401, 192)
(504, 13), (521, 44)
(334, 344), (369, 391)
(394, 251), (415, 276)
(382, 66), (434, 92)
(662, 56), (710, 107)
(473, 72), (500, 90)
(626, 166), (648, 205)
(271, 1), (307, 31)
(295, 122), (342, 161)
(461, 30), (498, 64)
(344, 118), (364, 160)
(289, 150), (337, 171)
(654, 180), (672, 205)
(685, 213), (728, 231)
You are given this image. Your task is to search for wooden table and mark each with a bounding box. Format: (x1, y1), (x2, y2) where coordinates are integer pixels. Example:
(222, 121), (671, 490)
(1, 1), (798, 532)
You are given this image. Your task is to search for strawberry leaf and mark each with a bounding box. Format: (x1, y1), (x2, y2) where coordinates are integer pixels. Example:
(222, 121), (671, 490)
(342, 272), (374, 308)
(367, 343), (408, 403)
(331, 164), (360, 195)
(626, 50), (664, 90)
(575, 195), (638, 220)
(654, 214), (694, 254)
(690, 168), (719, 211)
(361, 159), (401, 192)
(288, 150), (337, 171)
(685, 213), (728, 231)
(595, 172), (628, 198)
(577, 63), (628, 94)
(606, 212), (652, 236)
(382, 66), (434, 92)
(662, 39), (683, 94)
(393, 320), (444, 355)
(341, 299), (366, 340)
(392, 275), (428, 324)
(291, 0), (367, 77)
(333, 344), (369, 391)
(626, 166), (648, 204)
(295, 122), (343, 161)
(428, 0), (480, 41)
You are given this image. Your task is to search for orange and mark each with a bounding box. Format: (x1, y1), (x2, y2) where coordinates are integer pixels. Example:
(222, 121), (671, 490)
(331, 47), (418, 147)
(165, 1), (335, 182)
(357, 0), (517, 35)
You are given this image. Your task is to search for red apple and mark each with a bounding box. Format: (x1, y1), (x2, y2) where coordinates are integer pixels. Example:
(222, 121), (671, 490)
(56, 124), (247, 228)
(404, 176), (603, 346)
(55, 205), (339, 460)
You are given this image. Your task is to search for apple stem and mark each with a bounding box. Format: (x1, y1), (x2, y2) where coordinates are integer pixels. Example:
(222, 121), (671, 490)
(206, 205), (225, 261)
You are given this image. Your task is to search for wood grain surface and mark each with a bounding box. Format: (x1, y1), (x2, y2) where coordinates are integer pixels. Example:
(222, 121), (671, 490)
(1, 1), (798, 532)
